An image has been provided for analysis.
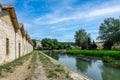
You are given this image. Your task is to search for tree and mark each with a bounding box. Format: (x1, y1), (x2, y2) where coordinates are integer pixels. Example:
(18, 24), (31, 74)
(32, 39), (36, 49)
(74, 29), (90, 49)
(88, 37), (92, 49)
(41, 38), (59, 50)
(52, 39), (58, 49)
(91, 40), (97, 50)
(41, 38), (52, 49)
(103, 40), (113, 50)
(98, 17), (120, 44)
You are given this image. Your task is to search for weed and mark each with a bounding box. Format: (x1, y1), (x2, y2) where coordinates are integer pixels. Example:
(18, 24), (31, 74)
(47, 71), (57, 78)
(0, 52), (32, 77)
(27, 66), (31, 69)
(66, 50), (120, 59)
(102, 56), (113, 63)
(66, 72), (70, 78)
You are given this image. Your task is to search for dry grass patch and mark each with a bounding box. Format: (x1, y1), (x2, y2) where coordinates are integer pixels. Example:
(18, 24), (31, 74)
(38, 52), (73, 80)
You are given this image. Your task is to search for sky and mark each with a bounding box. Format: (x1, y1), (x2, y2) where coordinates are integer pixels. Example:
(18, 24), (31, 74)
(2, 0), (120, 42)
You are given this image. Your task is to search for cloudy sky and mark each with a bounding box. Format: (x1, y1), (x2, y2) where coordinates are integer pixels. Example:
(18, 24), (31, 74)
(2, 0), (120, 42)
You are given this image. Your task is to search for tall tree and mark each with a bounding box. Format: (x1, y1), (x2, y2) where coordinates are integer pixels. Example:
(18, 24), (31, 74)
(98, 17), (120, 44)
(88, 37), (92, 49)
(74, 29), (90, 49)
(32, 39), (36, 49)
(103, 40), (113, 50)
(91, 40), (97, 50)
(52, 39), (58, 49)
(41, 38), (52, 49)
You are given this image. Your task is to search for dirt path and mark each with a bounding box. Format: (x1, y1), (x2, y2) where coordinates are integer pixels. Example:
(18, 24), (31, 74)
(28, 52), (48, 80)
(0, 51), (48, 80)
(0, 51), (91, 80)
(0, 54), (32, 80)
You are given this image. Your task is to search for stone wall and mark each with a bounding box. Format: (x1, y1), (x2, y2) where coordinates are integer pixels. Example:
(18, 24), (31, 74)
(0, 4), (33, 65)
(0, 10), (16, 64)
(16, 29), (23, 58)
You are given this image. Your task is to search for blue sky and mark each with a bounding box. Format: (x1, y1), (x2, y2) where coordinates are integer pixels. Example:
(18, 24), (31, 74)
(2, 0), (120, 42)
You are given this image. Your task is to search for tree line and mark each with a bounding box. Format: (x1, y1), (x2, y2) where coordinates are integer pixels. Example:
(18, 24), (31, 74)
(32, 17), (120, 50)
(32, 38), (72, 50)
(75, 17), (120, 50)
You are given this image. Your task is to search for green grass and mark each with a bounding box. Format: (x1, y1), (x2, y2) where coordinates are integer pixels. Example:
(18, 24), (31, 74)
(66, 50), (120, 59)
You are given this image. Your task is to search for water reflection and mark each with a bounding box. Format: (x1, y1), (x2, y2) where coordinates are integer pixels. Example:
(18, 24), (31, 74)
(101, 65), (120, 80)
(59, 53), (77, 71)
(45, 51), (59, 60)
(84, 60), (103, 80)
(76, 58), (90, 72)
(44, 51), (120, 80)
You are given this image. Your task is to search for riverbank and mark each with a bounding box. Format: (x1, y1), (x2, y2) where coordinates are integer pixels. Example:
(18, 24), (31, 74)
(0, 51), (91, 80)
(66, 49), (120, 68)
(39, 51), (91, 80)
(42, 49), (66, 53)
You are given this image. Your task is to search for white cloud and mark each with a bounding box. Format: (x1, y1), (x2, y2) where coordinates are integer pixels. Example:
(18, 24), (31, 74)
(57, 26), (79, 31)
(6, 0), (120, 42)
(86, 6), (120, 18)
(34, 5), (120, 25)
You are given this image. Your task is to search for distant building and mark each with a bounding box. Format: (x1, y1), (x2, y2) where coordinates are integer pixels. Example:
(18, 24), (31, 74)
(96, 42), (104, 50)
(0, 4), (33, 65)
(35, 40), (42, 49)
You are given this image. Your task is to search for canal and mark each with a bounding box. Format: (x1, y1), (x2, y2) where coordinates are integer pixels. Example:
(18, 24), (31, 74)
(44, 51), (120, 80)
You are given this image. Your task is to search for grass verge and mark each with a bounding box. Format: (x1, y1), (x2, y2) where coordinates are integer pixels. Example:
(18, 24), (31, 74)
(66, 50), (120, 59)
(0, 52), (32, 77)
(38, 52), (73, 80)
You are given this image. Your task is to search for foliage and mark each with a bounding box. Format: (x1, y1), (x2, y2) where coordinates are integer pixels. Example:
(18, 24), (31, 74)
(90, 40), (97, 50)
(74, 29), (90, 49)
(41, 38), (55, 50)
(103, 40), (113, 50)
(32, 39), (36, 49)
(88, 37), (92, 49)
(102, 56), (113, 63)
(41, 38), (72, 50)
(66, 50), (120, 59)
(98, 17), (120, 44)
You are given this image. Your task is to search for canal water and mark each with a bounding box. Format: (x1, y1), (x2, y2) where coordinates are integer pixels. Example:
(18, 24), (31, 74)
(44, 51), (120, 80)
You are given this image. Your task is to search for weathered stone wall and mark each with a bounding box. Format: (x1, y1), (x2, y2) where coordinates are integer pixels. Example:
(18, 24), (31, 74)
(24, 37), (27, 55)
(22, 36), (25, 56)
(0, 7), (33, 65)
(16, 29), (23, 58)
(0, 10), (16, 64)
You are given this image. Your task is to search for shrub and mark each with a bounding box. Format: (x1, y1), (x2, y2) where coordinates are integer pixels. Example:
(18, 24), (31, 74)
(102, 56), (113, 63)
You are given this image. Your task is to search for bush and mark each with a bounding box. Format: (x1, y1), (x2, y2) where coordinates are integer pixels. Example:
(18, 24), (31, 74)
(102, 56), (113, 63)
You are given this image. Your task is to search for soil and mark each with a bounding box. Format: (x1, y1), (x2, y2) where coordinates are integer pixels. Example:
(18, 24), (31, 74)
(0, 55), (32, 80)
(0, 51), (91, 80)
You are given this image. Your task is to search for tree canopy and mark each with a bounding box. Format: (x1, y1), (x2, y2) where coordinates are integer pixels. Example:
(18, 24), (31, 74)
(41, 38), (71, 50)
(32, 39), (36, 49)
(98, 17), (120, 44)
(74, 29), (90, 49)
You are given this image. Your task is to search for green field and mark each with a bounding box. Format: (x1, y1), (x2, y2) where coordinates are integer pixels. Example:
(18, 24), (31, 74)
(66, 50), (120, 59)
